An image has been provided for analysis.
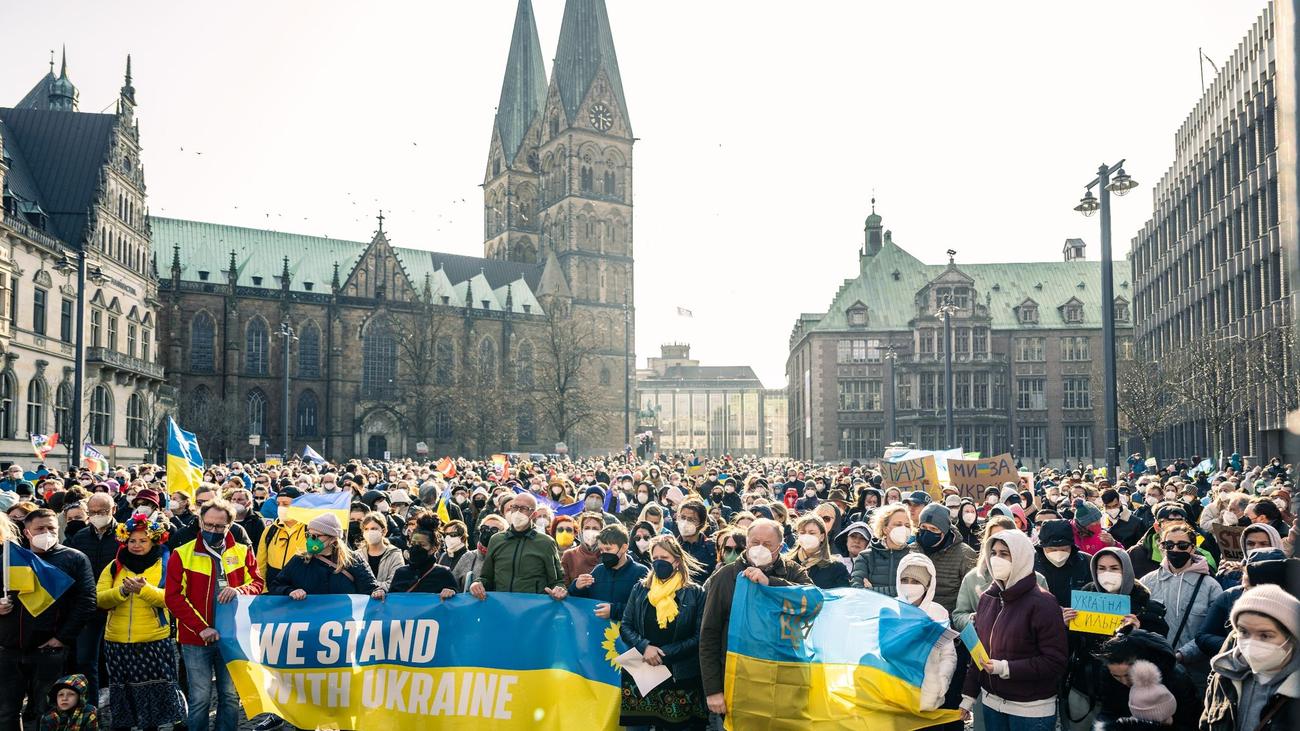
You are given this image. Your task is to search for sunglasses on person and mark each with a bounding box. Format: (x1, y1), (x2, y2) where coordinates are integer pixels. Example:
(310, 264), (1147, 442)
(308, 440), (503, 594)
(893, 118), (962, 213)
(1160, 540), (1193, 551)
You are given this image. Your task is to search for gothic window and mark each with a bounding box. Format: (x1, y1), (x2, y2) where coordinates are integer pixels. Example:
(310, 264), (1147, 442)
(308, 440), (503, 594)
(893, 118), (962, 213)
(0, 370), (14, 439)
(246, 389), (267, 437)
(603, 170), (616, 196)
(434, 402), (453, 441)
(478, 337), (497, 386)
(54, 383), (70, 436)
(362, 320), (397, 399)
(580, 166), (593, 193)
(189, 386), (212, 421)
(25, 378), (45, 436)
(435, 337), (455, 386)
(549, 115), (559, 138)
(126, 392), (145, 448)
(245, 318), (269, 375)
(89, 384), (113, 445)
(297, 390), (319, 437)
(516, 340), (535, 388)
(298, 322), (321, 377)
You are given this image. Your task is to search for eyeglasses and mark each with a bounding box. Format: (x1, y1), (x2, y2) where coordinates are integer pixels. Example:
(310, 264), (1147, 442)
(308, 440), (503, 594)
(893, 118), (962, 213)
(1160, 541), (1193, 551)
(200, 522), (229, 532)
(555, 526), (574, 534)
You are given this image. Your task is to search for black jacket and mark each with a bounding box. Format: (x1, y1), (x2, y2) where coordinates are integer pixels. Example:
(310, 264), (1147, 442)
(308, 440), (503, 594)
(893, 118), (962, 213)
(619, 581), (705, 681)
(390, 563), (458, 594)
(66, 523), (123, 579)
(0, 544), (96, 650)
(269, 553), (376, 596)
(1034, 547), (1093, 607)
(805, 560), (851, 589)
(167, 519), (249, 550)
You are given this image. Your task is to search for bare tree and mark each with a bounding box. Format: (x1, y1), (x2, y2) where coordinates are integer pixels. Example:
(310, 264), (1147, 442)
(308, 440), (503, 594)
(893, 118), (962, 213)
(392, 303), (455, 447)
(1116, 347), (1182, 457)
(451, 336), (515, 456)
(530, 308), (610, 449)
(178, 388), (245, 462)
(1166, 337), (1254, 457)
(1244, 321), (1300, 421)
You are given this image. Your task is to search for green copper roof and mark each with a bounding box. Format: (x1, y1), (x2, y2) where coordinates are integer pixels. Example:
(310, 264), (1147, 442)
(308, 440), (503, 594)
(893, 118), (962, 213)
(553, 0), (629, 131)
(494, 0), (547, 164)
(810, 233), (1131, 333)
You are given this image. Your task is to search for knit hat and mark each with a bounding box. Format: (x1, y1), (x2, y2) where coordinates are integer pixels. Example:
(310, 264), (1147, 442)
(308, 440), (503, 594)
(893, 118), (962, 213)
(307, 512), (343, 539)
(1126, 660), (1176, 724)
(0, 490), (18, 512)
(899, 562), (931, 587)
(1072, 499), (1102, 527)
(918, 502), (951, 534)
(1244, 555), (1293, 589)
(1231, 584), (1300, 639)
(1037, 519), (1075, 548)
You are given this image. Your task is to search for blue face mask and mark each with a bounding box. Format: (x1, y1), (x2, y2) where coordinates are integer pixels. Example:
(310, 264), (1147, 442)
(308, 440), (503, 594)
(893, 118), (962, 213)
(916, 530), (944, 551)
(652, 559), (675, 581)
(201, 529), (226, 548)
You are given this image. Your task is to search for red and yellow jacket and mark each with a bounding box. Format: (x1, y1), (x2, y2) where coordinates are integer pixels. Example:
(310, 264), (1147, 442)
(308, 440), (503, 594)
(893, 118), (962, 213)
(164, 532), (263, 646)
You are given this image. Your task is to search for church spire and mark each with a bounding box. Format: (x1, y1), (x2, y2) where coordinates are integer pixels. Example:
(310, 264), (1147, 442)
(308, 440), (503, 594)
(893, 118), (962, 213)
(121, 54), (135, 105)
(493, 0), (547, 164)
(552, 0), (629, 131)
(47, 45), (79, 111)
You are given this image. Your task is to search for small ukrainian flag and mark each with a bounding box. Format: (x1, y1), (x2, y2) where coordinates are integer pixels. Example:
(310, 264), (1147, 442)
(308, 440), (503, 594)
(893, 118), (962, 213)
(4, 541), (74, 617)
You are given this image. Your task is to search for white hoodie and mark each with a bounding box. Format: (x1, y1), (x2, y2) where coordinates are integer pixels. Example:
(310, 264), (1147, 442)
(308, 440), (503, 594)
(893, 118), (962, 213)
(895, 552), (958, 711)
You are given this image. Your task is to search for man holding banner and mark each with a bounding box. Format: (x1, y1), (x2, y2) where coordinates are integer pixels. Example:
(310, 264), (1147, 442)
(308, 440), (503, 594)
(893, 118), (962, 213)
(469, 492), (567, 600)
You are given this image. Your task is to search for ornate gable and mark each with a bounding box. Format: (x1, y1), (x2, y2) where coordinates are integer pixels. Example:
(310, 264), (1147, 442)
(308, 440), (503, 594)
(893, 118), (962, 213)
(341, 222), (417, 302)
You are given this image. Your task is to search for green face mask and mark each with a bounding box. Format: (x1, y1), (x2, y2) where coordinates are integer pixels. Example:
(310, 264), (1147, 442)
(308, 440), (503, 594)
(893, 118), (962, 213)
(305, 537), (325, 555)
(722, 549), (741, 565)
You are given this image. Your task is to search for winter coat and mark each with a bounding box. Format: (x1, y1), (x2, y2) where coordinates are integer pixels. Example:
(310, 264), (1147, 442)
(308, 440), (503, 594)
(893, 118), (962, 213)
(894, 553), (958, 712)
(1128, 528), (1217, 579)
(362, 544), (405, 591)
(1196, 585), (1242, 658)
(1033, 546), (1093, 607)
(0, 544), (96, 650)
(850, 541), (915, 597)
(1140, 557), (1224, 663)
(960, 573), (1069, 703)
(478, 526), (564, 594)
(1200, 636), (1299, 731)
(164, 534), (263, 647)
(620, 581), (705, 681)
(37, 674), (98, 731)
(451, 548), (487, 590)
(951, 567), (1047, 631)
(269, 552), (376, 597)
(1105, 508), (1145, 548)
(679, 535), (717, 582)
(389, 562), (457, 594)
(66, 522), (124, 579)
(569, 557), (649, 619)
(919, 533), (978, 614)
(95, 553), (170, 643)
(804, 559), (851, 589)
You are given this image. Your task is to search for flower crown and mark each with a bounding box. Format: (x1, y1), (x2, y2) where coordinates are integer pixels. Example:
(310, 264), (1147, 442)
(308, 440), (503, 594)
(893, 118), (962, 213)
(115, 510), (170, 544)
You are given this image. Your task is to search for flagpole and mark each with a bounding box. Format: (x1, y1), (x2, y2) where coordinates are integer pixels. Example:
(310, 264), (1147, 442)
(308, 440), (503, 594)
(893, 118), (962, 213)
(2, 541), (10, 606)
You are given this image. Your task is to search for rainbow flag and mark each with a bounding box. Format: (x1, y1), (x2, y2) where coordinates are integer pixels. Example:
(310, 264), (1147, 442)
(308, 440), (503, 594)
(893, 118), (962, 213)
(277, 491), (349, 527)
(490, 453), (509, 477)
(166, 416), (204, 499)
(724, 579), (961, 730)
(82, 443), (108, 473)
(3, 541), (74, 617)
(30, 433), (58, 460)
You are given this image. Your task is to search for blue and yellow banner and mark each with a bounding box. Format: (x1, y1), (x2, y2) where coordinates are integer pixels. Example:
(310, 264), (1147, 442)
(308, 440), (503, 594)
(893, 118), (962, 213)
(4, 541), (74, 616)
(214, 594), (620, 731)
(278, 492), (350, 526)
(724, 579), (961, 731)
(166, 416), (204, 499)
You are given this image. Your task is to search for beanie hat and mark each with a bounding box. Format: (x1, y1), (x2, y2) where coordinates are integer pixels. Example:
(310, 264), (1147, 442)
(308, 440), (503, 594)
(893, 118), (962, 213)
(1037, 519), (1075, 548)
(899, 562), (931, 587)
(0, 490), (18, 512)
(1244, 556), (1294, 589)
(1125, 660), (1176, 724)
(1231, 583), (1300, 639)
(307, 512), (343, 539)
(918, 502), (951, 534)
(1072, 499), (1102, 527)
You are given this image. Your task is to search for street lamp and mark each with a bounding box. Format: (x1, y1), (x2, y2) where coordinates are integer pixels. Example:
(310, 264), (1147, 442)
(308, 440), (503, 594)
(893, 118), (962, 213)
(276, 322), (297, 460)
(884, 345), (898, 444)
(935, 294), (959, 450)
(1074, 160), (1139, 481)
(54, 251), (107, 470)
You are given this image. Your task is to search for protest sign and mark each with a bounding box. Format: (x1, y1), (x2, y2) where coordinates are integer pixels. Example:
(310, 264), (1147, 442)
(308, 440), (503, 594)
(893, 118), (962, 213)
(880, 455), (940, 498)
(946, 453), (1017, 499)
(1068, 590), (1130, 635)
(214, 594), (620, 731)
(1212, 524), (1246, 561)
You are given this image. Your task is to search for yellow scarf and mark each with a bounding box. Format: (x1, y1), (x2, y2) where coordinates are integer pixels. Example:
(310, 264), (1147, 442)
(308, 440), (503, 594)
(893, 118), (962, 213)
(647, 573), (684, 629)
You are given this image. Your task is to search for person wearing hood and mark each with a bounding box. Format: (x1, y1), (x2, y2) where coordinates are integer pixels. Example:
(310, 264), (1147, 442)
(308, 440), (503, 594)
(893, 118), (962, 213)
(1139, 522), (1224, 693)
(1196, 550), (1294, 658)
(628, 520), (656, 566)
(784, 513), (849, 588)
(358, 489), (406, 550)
(1200, 584), (1299, 730)
(916, 503), (977, 614)
(850, 504), (915, 596)
(1215, 522), (1285, 590)
(895, 553), (961, 722)
(36, 674), (98, 731)
(849, 486), (883, 525)
(959, 529), (1068, 730)
(953, 515), (1050, 633)
(955, 499), (982, 550)
(835, 521), (871, 571)
(1035, 519), (1093, 608)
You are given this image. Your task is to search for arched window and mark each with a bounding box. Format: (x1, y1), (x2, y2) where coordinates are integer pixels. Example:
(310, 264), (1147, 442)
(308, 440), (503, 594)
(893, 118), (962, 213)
(0, 370), (15, 439)
(435, 337), (455, 386)
(89, 384), (113, 445)
(433, 401), (453, 441)
(478, 337), (497, 387)
(190, 312), (215, 372)
(362, 320), (396, 399)
(245, 318), (268, 375)
(25, 378), (45, 436)
(516, 341), (534, 388)
(580, 166), (593, 192)
(247, 389), (267, 437)
(54, 382), (70, 436)
(298, 322), (321, 378)
(599, 364), (611, 386)
(188, 385), (212, 422)
(296, 391), (319, 437)
(125, 393), (145, 448)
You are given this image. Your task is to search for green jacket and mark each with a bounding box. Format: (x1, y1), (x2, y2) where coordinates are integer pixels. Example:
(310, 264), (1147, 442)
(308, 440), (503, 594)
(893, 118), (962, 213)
(479, 527), (563, 594)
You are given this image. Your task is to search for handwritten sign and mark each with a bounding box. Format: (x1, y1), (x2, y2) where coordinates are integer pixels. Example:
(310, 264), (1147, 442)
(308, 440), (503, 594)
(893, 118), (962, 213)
(1069, 590), (1130, 635)
(880, 455), (940, 498)
(947, 453), (1017, 499)
(1212, 524), (1245, 562)
(959, 624), (989, 667)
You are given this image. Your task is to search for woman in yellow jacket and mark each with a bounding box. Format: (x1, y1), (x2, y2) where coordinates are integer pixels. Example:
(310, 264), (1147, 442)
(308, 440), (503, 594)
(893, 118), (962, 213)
(95, 511), (184, 731)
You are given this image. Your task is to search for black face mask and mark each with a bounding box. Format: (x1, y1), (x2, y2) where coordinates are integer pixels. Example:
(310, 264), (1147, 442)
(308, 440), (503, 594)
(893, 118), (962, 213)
(64, 520), (87, 538)
(347, 521), (363, 546)
(599, 551), (620, 569)
(478, 527), (498, 547)
(1167, 551), (1192, 569)
(408, 545), (433, 569)
(652, 559), (675, 581)
(473, 497), (487, 508)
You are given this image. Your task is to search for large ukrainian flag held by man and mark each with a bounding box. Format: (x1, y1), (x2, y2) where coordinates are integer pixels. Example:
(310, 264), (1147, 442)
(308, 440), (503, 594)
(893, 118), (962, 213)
(166, 416), (204, 499)
(3, 541), (73, 616)
(724, 578), (961, 730)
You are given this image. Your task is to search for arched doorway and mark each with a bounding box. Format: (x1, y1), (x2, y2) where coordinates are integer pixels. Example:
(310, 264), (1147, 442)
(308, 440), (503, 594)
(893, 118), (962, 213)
(367, 434), (388, 460)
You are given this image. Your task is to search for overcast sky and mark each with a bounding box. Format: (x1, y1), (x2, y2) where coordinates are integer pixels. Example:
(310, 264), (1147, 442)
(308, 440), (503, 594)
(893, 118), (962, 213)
(2, 1), (1270, 386)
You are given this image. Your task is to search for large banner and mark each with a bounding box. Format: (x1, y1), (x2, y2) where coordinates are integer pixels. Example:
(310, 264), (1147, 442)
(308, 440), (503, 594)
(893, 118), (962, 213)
(723, 579), (962, 731)
(880, 455), (941, 498)
(946, 452), (1017, 499)
(214, 594), (620, 731)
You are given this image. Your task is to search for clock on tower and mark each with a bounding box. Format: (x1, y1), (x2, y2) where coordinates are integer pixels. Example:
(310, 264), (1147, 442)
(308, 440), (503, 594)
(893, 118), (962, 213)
(588, 102), (613, 132)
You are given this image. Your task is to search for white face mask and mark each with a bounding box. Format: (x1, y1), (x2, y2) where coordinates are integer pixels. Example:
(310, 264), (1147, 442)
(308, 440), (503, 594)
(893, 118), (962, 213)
(443, 536), (464, 552)
(30, 533), (58, 551)
(746, 545), (773, 568)
(796, 533), (821, 552)
(636, 493), (649, 504)
(899, 583), (925, 604)
(363, 529), (383, 545)
(985, 496), (997, 506)
(1222, 511), (1238, 525)
(678, 520), (697, 537)
(1044, 549), (1071, 567)
(1097, 570), (1124, 592)
(89, 514), (112, 530)
(635, 538), (649, 553)
(533, 517), (549, 532)
(1106, 508), (1121, 519)
(888, 526), (910, 547)
(133, 506), (154, 519)
(962, 511), (977, 525)
(1145, 495), (1160, 506)
(1238, 638), (1293, 674)
(1274, 499), (1288, 512)
(582, 529), (600, 546)
(989, 556), (1013, 581)
(509, 512), (532, 531)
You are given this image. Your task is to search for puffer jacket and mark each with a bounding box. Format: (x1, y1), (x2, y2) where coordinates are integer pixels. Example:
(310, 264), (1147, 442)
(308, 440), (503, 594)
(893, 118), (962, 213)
(920, 533), (977, 613)
(269, 552), (376, 597)
(619, 580), (705, 681)
(960, 573), (1069, 703)
(95, 553), (170, 643)
(1140, 557), (1224, 663)
(850, 541), (915, 597)
(951, 567), (1047, 631)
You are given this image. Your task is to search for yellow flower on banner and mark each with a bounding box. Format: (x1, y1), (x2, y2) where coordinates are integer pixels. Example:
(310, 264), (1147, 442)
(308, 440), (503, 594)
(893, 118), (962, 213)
(602, 622), (620, 666)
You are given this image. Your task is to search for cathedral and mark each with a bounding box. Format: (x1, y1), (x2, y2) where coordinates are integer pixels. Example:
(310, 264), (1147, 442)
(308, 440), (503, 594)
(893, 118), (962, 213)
(153, 0), (636, 460)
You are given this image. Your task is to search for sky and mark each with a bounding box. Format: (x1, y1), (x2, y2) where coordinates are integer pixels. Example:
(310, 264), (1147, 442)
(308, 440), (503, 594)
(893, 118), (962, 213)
(1, 0), (1272, 387)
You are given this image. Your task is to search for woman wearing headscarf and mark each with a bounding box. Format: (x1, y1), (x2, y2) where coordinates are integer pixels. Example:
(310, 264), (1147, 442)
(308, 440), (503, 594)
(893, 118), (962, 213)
(619, 535), (707, 730)
(1200, 584), (1299, 730)
(95, 511), (184, 731)
(959, 529), (1068, 731)
(896, 553), (961, 728)
(955, 498), (982, 550)
(784, 514), (849, 588)
(269, 513), (378, 600)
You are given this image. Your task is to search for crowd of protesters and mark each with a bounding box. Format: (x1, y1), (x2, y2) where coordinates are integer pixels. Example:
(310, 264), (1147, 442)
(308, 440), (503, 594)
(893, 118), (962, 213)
(0, 450), (1296, 730)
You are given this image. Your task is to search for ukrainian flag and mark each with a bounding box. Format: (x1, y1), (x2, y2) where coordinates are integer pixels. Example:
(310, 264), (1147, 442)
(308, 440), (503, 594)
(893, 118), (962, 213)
(4, 541), (74, 617)
(166, 416), (204, 499)
(724, 579), (961, 731)
(434, 486), (452, 523)
(278, 492), (350, 527)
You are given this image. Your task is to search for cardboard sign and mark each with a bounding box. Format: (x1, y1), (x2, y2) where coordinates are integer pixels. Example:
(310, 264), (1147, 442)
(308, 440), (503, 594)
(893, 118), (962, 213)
(880, 455), (940, 498)
(1212, 524), (1246, 562)
(959, 623), (990, 667)
(1069, 590), (1130, 635)
(946, 453), (1017, 499)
